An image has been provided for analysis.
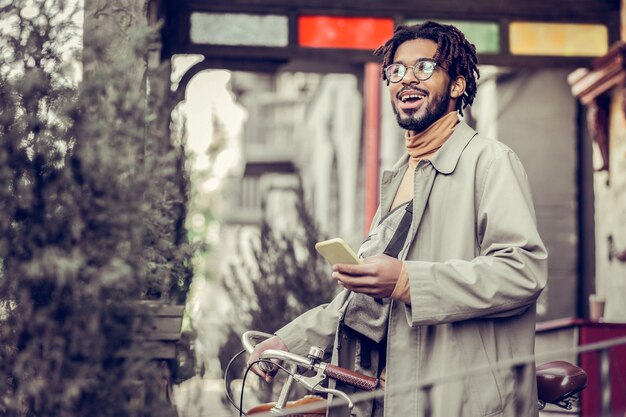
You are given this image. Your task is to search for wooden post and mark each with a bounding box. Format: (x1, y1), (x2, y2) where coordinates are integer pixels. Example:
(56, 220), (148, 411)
(622, 0), (626, 41)
(363, 63), (382, 235)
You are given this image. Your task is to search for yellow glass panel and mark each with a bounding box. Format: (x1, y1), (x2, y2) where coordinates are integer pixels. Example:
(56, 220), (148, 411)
(510, 22), (608, 57)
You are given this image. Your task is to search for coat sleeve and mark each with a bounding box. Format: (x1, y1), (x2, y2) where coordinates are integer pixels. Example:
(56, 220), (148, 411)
(273, 212), (381, 355)
(275, 289), (350, 355)
(405, 148), (548, 325)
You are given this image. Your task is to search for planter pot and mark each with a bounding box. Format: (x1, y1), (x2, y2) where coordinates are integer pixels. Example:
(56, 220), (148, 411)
(117, 301), (185, 360)
(115, 301), (185, 415)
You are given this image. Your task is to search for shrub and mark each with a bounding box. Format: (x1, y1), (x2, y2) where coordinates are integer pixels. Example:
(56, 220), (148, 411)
(218, 181), (339, 403)
(0, 1), (191, 415)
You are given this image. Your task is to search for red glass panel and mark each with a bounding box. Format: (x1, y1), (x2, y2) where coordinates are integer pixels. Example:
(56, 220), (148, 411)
(299, 16), (394, 50)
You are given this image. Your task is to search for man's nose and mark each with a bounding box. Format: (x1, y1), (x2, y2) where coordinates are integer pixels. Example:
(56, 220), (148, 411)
(402, 66), (420, 84)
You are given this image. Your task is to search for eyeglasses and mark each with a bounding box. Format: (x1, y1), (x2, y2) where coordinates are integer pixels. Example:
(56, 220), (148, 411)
(384, 59), (444, 83)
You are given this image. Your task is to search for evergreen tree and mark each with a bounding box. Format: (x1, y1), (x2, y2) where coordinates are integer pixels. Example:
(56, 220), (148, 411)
(0, 1), (191, 415)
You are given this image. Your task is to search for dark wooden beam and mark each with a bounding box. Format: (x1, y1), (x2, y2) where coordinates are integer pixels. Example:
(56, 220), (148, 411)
(172, 41), (599, 70)
(161, 0), (618, 71)
(184, 0), (619, 21)
(569, 43), (626, 105)
(567, 42), (626, 173)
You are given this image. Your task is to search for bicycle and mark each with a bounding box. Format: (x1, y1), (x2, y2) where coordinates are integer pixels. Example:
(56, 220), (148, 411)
(225, 331), (588, 416)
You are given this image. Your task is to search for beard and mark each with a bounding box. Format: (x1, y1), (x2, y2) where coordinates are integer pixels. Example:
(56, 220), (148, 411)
(393, 83), (452, 133)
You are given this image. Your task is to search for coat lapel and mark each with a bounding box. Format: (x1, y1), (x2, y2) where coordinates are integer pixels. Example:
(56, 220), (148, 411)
(402, 163), (436, 260)
(342, 122), (478, 349)
(401, 121), (478, 258)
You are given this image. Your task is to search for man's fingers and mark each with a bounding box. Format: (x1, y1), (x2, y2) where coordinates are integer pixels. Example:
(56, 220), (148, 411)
(247, 358), (280, 383)
(339, 282), (379, 296)
(335, 273), (384, 296)
(333, 263), (373, 275)
(248, 363), (273, 382)
(249, 363), (266, 379)
(335, 275), (376, 290)
(246, 336), (288, 384)
(334, 272), (373, 287)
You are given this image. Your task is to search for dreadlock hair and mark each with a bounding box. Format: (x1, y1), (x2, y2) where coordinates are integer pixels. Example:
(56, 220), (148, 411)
(374, 21), (480, 116)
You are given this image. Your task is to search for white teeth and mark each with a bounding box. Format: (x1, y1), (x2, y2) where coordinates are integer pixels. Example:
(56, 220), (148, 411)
(400, 94), (425, 103)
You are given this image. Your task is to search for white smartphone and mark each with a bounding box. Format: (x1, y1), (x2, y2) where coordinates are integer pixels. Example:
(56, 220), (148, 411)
(315, 238), (362, 265)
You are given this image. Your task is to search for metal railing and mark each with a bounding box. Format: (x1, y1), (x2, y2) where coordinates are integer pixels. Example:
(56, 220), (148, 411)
(245, 335), (626, 417)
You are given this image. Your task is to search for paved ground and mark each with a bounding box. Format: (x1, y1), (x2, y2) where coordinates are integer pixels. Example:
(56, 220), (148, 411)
(173, 377), (261, 417)
(173, 377), (232, 417)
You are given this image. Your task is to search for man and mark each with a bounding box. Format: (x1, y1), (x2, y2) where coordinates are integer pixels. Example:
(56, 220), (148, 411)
(249, 21), (547, 417)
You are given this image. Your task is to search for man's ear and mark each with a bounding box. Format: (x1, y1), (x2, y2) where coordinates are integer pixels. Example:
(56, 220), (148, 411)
(450, 76), (466, 99)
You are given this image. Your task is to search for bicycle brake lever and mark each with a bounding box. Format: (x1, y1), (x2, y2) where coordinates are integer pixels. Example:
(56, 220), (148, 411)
(292, 372), (325, 391)
(311, 386), (354, 410)
(291, 369), (354, 410)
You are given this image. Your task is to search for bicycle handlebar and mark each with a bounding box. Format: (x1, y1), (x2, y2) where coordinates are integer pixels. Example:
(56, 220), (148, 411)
(323, 364), (378, 391)
(242, 330), (274, 354)
(242, 330), (379, 392)
(261, 349), (314, 369)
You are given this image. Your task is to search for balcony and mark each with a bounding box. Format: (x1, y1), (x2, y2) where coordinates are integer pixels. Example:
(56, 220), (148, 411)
(221, 173), (301, 226)
(241, 96), (304, 175)
(221, 175), (263, 225)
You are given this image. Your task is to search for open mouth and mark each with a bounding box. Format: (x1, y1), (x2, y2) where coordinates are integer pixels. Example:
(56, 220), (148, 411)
(397, 88), (428, 111)
(399, 92), (426, 103)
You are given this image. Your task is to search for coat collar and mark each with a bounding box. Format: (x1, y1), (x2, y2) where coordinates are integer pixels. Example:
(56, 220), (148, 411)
(378, 120), (478, 218)
(387, 120), (478, 175)
(428, 120), (477, 174)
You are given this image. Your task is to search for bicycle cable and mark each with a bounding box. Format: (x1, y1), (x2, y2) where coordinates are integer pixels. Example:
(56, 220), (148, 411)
(239, 359), (296, 417)
(224, 349), (247, 414)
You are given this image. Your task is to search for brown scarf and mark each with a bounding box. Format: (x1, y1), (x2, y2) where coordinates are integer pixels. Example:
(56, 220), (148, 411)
(390, 111), (459, 210)
(405, 111), (460, 163)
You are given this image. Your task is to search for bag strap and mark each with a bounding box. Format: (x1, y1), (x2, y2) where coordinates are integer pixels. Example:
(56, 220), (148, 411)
(382, 201), (413, 259)
(359, 201), (413, 367)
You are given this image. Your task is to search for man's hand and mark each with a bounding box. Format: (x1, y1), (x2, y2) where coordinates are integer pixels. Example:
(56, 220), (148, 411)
(332, 253), (403, 298)
(246, 335), (288, 383)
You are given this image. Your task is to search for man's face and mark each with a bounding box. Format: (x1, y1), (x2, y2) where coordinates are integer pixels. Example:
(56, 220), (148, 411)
(388, 38), (456, 134)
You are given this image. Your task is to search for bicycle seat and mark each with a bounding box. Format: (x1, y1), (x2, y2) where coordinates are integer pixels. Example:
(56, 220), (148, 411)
(247, 394), (326, 416)
(536, 360), (587, 404)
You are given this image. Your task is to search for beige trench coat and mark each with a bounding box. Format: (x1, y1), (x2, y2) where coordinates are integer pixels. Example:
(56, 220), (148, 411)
(276, 121), (548, 417)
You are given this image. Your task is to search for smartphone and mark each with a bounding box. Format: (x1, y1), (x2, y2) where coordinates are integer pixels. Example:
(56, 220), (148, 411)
(315, 238), (362, 265)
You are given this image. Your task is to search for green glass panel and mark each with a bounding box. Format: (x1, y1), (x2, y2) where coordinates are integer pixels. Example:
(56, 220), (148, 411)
(190, 12), (289, 47)
(405, 20), (500, 54)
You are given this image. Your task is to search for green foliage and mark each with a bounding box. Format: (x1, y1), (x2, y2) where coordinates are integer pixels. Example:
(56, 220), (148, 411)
(218, 181), (338, 386)
(186, 113), (228, 275)
(0, 1), (192, 415)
